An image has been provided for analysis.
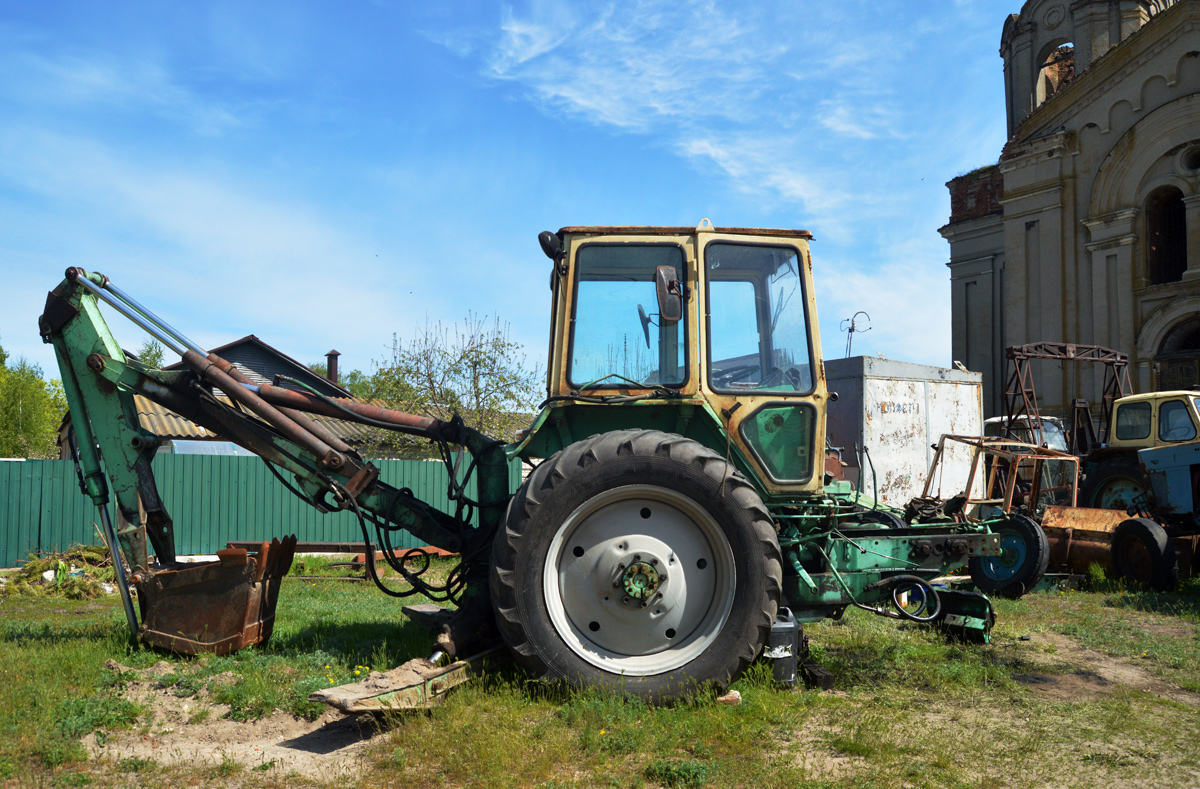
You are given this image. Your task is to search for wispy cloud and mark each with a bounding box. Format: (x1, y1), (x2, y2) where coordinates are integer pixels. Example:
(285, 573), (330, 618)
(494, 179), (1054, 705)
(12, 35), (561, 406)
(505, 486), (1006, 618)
(422, 0), (1009, 365)
(0, 50), (246, 136)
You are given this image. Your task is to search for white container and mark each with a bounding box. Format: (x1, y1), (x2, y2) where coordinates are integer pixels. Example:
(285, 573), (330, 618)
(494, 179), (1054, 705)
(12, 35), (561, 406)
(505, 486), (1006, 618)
(825, 357), (983, 506)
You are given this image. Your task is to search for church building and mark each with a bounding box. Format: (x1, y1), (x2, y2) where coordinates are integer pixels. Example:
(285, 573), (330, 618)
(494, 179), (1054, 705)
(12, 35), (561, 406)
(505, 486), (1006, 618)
(941, 0), (1200, 417)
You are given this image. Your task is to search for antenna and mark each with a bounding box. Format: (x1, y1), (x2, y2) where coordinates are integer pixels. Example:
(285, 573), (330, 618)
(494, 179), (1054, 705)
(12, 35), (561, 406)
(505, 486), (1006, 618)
(840, 311), (872, 358)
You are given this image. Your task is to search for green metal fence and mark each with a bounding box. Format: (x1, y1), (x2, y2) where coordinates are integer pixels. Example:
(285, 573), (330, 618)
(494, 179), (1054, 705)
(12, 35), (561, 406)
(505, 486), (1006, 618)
(0, 456), (522, 567)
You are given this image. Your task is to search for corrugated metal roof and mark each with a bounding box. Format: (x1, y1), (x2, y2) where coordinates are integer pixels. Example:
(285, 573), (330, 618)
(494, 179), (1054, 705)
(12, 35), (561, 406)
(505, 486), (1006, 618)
(134, 395), (373, 443)
(163, 335), (352, 398)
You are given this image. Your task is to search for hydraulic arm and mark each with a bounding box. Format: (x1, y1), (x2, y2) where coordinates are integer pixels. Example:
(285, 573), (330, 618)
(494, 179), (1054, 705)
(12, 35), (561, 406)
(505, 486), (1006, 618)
(39, 268), (509, 655)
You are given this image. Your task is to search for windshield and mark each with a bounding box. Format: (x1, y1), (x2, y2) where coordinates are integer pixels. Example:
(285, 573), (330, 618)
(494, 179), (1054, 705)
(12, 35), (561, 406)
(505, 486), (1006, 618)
(706, 243), (813, 394)
(568, 244), (687, 388)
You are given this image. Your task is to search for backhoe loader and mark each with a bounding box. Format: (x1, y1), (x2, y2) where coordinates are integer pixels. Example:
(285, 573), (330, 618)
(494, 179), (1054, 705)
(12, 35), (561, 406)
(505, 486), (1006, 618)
(39, 220), (1011, 702)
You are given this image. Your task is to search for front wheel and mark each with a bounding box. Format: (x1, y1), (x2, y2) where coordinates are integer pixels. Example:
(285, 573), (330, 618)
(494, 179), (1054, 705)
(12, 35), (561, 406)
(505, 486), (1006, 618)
(968, 513), (1049, 598)
(1080, 455), (1145, 510)
(490, 430), (782, 701)
(1111, 518), (1178, 592)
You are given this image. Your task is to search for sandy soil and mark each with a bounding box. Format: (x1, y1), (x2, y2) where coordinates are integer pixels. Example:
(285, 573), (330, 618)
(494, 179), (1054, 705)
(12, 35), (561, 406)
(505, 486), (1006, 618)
(1012, 632), (1200, 707)
(84, 661), (383, 781)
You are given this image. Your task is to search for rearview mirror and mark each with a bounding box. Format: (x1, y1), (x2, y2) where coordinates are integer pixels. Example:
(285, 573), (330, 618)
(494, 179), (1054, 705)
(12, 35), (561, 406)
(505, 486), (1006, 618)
(655, 266), (682, 324)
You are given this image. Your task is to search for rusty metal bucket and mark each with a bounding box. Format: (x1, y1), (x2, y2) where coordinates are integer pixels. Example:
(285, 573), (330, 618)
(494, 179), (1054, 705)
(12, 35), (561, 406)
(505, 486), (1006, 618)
(134, 536), (297, 656)
(1041, 506), (1127, 574)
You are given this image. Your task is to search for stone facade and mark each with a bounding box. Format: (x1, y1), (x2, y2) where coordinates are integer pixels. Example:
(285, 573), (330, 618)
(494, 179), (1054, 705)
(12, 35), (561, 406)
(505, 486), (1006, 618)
(942, 0), (1200, 418)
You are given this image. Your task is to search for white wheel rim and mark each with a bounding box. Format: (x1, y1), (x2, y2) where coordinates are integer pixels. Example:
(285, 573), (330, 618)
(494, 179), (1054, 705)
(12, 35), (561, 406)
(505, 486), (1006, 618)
(542, 484), (736, 675)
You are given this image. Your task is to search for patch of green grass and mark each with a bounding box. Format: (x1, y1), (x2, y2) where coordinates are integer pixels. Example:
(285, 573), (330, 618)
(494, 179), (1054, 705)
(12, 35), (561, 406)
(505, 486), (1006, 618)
(54, 695), (140, 739)
(213, 755), (243, 777)
(117, 756), (157, 773)
(644, 758), (712, 788)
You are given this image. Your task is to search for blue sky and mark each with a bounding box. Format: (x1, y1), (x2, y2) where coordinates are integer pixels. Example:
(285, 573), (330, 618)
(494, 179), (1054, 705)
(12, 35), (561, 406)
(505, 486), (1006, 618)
(1, 0), (1015, 384)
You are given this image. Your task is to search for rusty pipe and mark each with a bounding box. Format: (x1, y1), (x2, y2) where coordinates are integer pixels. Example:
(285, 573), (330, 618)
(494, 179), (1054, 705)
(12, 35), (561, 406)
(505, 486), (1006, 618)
(182, 350), (346, 470)
(211, 355), (355, 456)
(243, 381), (448, 438)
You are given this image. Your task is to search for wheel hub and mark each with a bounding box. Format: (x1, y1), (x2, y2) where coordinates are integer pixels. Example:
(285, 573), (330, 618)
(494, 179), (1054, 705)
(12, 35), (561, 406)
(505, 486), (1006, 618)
(543, 485), (735, 674)
(618, 558), (664, 603)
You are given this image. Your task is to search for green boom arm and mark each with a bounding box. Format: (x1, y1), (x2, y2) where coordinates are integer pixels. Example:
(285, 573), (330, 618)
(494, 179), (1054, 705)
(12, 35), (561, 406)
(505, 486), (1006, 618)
(38, 268), (511, 650)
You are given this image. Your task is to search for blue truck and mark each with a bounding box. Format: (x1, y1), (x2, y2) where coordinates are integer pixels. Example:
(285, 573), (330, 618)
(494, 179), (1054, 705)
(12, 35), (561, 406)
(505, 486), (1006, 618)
(1111, 442), (1200, 590)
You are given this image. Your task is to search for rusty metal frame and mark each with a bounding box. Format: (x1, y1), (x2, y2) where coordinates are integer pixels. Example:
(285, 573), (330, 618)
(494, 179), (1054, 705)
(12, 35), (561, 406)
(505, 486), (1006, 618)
(922, 434), (1080, 523)
(1002, 342), (1132, 450)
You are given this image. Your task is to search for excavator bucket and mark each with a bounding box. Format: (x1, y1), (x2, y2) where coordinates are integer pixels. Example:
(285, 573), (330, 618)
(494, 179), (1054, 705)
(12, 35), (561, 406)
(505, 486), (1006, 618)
(134, 536), (297, 656)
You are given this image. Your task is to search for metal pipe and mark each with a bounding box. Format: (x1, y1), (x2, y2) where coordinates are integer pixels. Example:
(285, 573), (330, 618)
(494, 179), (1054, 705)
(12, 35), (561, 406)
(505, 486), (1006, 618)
(98, 505), (140, 641)
(243, 381), (447, 437)
(102, 280), (207, 357)
(182, 349), (346, 470)
(215, 357), (354, 455)
(69, 274), (190, 358)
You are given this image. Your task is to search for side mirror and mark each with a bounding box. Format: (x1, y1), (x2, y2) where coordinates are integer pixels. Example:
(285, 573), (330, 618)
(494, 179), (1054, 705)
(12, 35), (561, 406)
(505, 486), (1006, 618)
(538, 231), (563, 261)
(655, 265), (683, 324)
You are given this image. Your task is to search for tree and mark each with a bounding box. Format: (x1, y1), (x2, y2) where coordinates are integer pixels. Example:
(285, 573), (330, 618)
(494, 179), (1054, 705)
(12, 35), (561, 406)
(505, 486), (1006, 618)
(135, 339), (165, 369)
(306, 363), (372, 399)
(363, 315), (541, 458)
(0, 339), (68, 459)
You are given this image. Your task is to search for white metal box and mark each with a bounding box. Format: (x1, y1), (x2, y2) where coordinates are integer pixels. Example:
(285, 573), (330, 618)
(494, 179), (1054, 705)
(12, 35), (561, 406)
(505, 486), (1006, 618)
(825, 357), (983, 506)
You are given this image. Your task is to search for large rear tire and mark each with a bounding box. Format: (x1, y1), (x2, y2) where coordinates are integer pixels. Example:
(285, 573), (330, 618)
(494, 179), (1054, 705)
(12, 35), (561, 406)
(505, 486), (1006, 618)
(1080, 455), (1145, 510)
(1111, 518), (1178, 592)
(489, 430), (782, 701)
(968, 513), (1049, 598)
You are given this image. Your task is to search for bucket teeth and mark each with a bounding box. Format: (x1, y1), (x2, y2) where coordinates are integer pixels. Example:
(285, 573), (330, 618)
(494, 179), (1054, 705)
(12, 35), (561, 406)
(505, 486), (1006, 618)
(136, 535), (297, 656)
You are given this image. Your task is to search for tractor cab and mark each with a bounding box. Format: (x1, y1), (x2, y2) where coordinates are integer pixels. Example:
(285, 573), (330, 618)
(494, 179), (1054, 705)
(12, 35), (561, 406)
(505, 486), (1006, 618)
(519, 220), (829, 496)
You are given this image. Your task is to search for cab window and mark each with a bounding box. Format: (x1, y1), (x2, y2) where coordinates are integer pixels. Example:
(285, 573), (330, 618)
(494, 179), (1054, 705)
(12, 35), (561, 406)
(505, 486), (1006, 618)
(1114, 402), (1152, 440)
(1158, 399), (1197, 442)
(706, 243), (814, 394)
(569, 244), (687, 388)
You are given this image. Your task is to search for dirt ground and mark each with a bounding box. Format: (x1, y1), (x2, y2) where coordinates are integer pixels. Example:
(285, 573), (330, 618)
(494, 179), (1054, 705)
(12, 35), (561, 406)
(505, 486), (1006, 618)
(85, 631), (1200, 783)
(84, 661), (383, 781)
(1013, 632), (1200, 708)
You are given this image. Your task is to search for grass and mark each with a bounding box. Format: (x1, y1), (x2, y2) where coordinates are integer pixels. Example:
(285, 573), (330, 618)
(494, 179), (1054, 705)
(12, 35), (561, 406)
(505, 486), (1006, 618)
(0, 566), (1196, 788)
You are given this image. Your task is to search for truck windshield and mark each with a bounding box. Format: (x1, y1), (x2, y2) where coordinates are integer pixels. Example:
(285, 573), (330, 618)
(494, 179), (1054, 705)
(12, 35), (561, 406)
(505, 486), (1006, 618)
(706, 243), (814, 394)
(569, 244), (687, 388)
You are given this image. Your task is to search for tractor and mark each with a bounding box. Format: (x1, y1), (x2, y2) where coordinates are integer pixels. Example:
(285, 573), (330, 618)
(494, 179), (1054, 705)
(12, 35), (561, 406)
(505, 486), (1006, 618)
(38, 220), (1009, 703)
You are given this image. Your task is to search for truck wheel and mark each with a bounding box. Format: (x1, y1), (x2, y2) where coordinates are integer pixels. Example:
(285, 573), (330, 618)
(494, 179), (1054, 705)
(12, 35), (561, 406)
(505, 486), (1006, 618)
(489, 429), (782, 701)
(1111, 518), (1178, 592)
(967, 513), (1049, 598)
(1080, 455), (1145, 510)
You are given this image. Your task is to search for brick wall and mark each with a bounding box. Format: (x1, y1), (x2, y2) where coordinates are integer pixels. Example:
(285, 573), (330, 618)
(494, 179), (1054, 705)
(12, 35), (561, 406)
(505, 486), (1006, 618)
(946, 165), (1003, 224)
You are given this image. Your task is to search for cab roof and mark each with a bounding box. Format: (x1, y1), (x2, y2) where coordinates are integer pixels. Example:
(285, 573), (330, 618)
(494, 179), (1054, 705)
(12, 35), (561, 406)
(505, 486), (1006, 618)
(558, 225), (814, 240)
(1118, 391), (1200, 403)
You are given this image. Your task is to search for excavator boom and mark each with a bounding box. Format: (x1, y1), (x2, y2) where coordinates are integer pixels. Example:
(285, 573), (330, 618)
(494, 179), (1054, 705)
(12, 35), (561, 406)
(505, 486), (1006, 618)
(39, 268), (509, 655)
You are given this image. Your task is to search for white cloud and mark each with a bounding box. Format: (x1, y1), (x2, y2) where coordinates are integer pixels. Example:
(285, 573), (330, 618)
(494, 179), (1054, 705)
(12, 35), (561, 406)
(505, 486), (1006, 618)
(0, 51), (246, 136)
(0, 126), (431, 376)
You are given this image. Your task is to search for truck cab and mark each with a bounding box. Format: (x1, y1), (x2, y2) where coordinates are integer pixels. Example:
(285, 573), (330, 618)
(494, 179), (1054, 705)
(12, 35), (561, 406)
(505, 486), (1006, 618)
(1108, 392), (1200, 449)
(1081, 391), (1200, 509)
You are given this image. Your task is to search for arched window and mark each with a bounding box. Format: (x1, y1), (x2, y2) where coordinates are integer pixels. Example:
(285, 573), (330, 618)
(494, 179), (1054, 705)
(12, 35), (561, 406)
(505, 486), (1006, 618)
(1156, 317), (1200, 390)
(1036, 44), (1075, 107)
(1146, 186), (1187, 284)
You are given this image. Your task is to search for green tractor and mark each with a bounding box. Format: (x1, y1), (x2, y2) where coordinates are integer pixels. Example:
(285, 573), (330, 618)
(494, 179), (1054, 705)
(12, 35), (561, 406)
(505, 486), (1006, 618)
(40, 220), (1004, 702)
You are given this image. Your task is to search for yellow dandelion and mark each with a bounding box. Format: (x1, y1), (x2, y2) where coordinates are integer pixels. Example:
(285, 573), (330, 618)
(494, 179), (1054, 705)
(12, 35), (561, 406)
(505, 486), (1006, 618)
(355, 670), (361, 675)
(599, 730), (606, 735)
